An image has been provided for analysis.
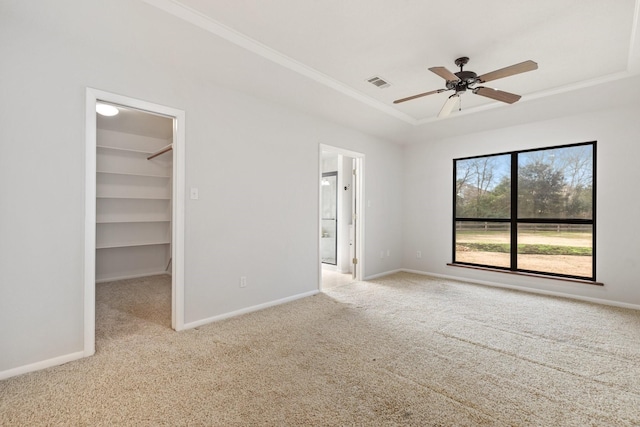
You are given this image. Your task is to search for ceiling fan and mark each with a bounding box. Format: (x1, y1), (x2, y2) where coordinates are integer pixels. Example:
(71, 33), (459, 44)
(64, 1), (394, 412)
(394, 57), (538, 117)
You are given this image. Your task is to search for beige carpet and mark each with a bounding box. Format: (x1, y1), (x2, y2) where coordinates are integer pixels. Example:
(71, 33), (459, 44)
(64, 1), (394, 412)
(1, 272), (639, 426)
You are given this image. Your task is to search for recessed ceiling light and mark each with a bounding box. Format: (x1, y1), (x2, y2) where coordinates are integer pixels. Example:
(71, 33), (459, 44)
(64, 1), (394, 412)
(96, 103), (119, 116)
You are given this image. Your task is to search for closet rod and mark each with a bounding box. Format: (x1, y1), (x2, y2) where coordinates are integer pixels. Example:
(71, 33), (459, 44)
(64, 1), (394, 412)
(147, 144), (173, 160)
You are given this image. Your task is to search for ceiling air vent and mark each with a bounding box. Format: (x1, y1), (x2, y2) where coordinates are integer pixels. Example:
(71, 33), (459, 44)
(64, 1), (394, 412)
(367, 76), (390, 89)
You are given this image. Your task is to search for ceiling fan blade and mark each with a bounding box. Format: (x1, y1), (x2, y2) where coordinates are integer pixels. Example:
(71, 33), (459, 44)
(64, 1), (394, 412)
(438, 94), (460, 118)
(474, 86), (521, 104)
(429, 66), (459, 81)
(477, 60), (538, 83)
(393, 89), (447, 104)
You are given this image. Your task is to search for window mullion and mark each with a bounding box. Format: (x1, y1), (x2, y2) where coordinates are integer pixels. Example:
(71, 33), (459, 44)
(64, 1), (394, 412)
(452, 159), (457, 263)
(510, 152), (518, 271)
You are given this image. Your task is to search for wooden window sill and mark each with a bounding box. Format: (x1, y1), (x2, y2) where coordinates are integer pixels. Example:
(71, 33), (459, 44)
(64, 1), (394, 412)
(447, 263), (603, 286)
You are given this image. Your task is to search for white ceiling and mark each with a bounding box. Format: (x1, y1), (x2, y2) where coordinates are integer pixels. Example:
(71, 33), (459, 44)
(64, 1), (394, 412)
(133, 0), (640, 142)
(97, 104), (173, 140)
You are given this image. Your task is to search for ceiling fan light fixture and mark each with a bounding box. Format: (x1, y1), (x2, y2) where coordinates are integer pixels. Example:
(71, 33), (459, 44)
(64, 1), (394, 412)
(438, 94), (460, 118)
(96, 103), (119, 116)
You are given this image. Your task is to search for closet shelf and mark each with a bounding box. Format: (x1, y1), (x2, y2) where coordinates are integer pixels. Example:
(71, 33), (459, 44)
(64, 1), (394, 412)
(96, 195), (171, 200)
(97, 219), (171, 224)
(97, 145), (153, 154)
(97, 170), (171, 178)
(96, 241), (171, 250)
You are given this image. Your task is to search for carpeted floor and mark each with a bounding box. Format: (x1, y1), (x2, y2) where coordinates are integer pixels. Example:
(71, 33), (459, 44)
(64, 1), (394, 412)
(1, 272), (639, 426)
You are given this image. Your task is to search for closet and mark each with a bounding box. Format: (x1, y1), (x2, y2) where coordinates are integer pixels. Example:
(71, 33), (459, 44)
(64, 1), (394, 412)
(95, 107), (173, 282)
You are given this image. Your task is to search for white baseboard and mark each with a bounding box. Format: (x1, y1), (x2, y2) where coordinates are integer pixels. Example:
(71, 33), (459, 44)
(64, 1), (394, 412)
(0, 350), (85, 381)
(95, 271), (171, 284)
(183, 290), (320, 330)
(364, 269), (403, 280)
(401, 269), (640, 311)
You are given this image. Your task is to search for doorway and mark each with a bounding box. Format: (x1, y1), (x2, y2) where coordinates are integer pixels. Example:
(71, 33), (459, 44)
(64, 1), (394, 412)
(84, 88), (186, 358)
(319, 145), (364, 290)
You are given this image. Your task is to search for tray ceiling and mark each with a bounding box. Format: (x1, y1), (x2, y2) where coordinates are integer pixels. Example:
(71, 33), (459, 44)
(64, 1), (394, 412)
(144, 0), (639, 125)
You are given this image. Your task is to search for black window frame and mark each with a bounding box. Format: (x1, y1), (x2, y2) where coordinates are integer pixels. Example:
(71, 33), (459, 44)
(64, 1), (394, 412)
(452, 141), (596, 281)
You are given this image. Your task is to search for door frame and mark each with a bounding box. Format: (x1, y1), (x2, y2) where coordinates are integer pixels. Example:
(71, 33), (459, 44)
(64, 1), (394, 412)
(84, 88), (186, 357)
(319, 144), (364, 285)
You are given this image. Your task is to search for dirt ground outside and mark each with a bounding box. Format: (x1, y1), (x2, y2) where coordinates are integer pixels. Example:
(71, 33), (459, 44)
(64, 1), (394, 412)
(455, 252), (592, 277)
(457, 231), (592, 247)
(456, 231), (592, 277)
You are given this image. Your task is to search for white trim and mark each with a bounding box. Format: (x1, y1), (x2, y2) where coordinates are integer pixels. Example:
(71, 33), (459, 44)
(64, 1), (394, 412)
(415, 70), (638, 125)
(183, 290), (319, 330)
(85, 88), (187, 360)
(139, 0), (640, 126)
(319, 145), (365, 287)
(140, 0), (415, 125)
(95, 271), (170, 284)
(352, 157), (364, 281)
(84, 90), (97, 357)
(319, 144), (365, 160)
(628, 0), (640, 72)
(400, 269), (640, 311)
(364, 269), (403, 280)
(0, 351), (85, 381)
(171, 103), (186, 331)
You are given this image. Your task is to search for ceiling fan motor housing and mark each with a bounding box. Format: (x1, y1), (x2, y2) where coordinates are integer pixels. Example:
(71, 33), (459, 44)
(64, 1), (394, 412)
(447, 70), (478, 93)
(455, 70), (477, 83)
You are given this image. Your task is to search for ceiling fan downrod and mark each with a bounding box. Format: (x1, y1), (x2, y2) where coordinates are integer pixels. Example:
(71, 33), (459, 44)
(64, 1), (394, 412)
(455, 56), (469, 72)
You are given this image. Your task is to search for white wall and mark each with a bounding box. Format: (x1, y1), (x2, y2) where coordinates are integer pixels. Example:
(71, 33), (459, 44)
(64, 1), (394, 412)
(403, 106), (640, 307)
(0, 1), (403, 374)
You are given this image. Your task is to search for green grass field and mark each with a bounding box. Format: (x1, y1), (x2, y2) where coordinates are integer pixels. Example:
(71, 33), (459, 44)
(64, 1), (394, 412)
(456, 242), (591, 256)
(456, 230), (592, 256)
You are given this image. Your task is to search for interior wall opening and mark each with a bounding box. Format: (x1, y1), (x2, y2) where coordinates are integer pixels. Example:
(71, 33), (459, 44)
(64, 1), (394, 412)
(320, 147), (363, 290)
(95, 102), (175, 337)
(85, 88), (186, 357)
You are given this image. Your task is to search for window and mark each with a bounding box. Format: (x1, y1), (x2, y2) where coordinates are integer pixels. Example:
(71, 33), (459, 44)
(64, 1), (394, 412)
(453, 142), (595, 280)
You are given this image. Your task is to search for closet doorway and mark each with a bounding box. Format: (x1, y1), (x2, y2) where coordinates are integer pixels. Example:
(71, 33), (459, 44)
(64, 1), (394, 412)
(319, 145), (364, 290)
(84, 89), (186, 357)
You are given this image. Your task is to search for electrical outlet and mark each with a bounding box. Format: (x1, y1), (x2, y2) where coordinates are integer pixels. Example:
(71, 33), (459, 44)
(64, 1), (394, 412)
(240, 276), (247, 288)
(380, 251), (384, 259)
(416, 251), (422, 259)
